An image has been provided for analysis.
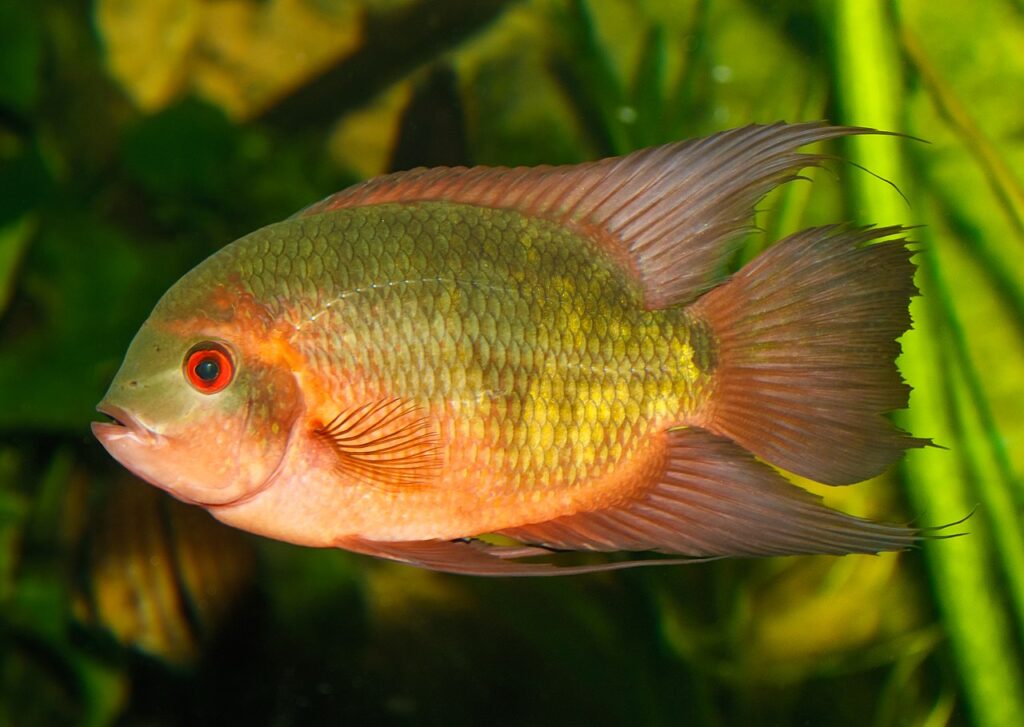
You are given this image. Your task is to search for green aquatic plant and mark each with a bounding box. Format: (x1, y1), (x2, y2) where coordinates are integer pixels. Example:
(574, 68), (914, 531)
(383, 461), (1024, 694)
(834, 2), (1024, 726)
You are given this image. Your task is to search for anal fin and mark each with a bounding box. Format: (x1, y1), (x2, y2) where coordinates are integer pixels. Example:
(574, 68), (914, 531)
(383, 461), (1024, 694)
(335, 427), (925, 577)
(500, 427), (921, 558)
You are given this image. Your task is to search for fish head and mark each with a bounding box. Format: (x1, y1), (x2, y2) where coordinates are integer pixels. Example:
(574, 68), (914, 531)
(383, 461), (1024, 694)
(92, 291), (303, 507)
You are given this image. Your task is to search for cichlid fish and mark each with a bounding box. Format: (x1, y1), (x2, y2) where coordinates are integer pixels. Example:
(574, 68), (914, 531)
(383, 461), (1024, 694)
(92, 123), (930, 576)
(75, 472), (256, 665)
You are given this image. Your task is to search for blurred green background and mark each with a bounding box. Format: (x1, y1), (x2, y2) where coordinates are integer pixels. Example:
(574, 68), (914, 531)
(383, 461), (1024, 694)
(1, 0), (1022, 725)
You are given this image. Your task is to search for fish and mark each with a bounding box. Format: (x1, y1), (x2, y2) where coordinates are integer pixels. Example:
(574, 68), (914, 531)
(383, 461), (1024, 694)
(92, 122), (931, 576)
(74, 472), (257, 665)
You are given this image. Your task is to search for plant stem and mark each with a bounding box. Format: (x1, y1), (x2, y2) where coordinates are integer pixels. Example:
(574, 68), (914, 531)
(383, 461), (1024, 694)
(832, 2), (1024, 725)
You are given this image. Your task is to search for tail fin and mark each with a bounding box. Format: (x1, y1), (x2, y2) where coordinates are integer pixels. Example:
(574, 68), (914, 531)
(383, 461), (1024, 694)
(690, 225), (929, 485)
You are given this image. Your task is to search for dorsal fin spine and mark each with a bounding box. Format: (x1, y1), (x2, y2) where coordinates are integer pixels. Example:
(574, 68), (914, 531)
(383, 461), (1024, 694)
(299, 122), (876, 309)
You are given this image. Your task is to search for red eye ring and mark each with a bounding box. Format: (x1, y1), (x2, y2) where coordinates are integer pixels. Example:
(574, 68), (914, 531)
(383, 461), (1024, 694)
(184, 342), (234, 394)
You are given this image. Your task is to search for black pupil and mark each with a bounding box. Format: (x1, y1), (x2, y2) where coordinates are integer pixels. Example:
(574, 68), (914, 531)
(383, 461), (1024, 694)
(194, 357), (220, 382)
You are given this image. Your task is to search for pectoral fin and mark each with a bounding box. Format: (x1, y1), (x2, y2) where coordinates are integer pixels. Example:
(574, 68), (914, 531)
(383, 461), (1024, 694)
(313, 398), (442, 492)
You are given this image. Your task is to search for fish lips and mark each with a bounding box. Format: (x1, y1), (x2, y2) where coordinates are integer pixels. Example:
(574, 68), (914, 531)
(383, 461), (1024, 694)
(92, 402), (174, 493)
(92, 402), (162, 447)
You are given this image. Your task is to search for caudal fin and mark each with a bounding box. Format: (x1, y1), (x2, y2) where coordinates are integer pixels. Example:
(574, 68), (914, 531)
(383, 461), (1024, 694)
(690, 225), (929, 485)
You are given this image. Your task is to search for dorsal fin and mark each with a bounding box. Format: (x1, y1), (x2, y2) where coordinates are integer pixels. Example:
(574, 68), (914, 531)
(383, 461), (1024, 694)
(299, 122), (876, 308)
(313, 398), (442, 492)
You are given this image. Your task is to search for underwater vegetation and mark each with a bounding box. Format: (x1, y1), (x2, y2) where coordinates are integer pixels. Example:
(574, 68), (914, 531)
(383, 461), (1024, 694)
(0, 0), (1022, 725)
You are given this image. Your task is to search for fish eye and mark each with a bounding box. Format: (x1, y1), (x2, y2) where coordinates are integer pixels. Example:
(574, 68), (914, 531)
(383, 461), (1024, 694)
(184, 342), (234, 394)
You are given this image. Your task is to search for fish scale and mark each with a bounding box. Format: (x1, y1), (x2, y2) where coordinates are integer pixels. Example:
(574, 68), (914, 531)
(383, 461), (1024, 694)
(217, 201), (706, 501)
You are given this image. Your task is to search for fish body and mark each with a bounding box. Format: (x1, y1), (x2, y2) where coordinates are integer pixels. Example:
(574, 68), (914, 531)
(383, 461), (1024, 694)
(93, 123), (928, 575)
(168, 202), (710, 543)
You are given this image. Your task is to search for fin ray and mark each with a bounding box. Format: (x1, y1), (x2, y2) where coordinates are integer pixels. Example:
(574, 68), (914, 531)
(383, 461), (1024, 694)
(500, 428), (921, 557)
(690, 225), (929, 485)
(336, 536), (706, 577)
(299, 122), (878, 307)
(313, 398), (441, 492)
(335, 427), (925, 575)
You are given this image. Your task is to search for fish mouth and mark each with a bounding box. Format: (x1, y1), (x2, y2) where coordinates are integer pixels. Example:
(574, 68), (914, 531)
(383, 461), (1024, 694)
(92, 403), (160, 445)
